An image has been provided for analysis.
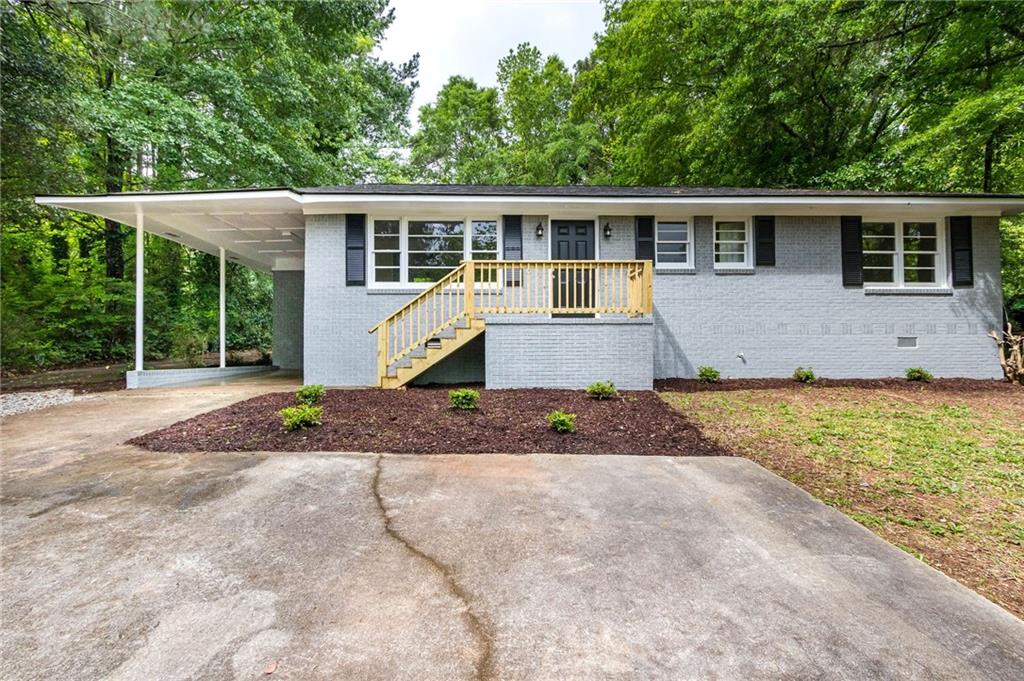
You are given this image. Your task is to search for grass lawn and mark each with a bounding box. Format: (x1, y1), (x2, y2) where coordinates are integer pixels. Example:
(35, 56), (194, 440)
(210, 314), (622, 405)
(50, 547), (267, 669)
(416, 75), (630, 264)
(661, 383), (1024, 618)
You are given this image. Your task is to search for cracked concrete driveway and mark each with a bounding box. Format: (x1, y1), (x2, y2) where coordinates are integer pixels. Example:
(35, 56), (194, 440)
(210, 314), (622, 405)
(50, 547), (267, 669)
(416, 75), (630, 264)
(2, 378), (1023, 680)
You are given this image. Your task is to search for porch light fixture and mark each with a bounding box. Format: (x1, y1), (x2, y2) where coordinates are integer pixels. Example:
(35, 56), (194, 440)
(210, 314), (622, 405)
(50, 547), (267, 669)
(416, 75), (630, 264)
(603, 222), (612, 239)
(536, 222), (544, 238)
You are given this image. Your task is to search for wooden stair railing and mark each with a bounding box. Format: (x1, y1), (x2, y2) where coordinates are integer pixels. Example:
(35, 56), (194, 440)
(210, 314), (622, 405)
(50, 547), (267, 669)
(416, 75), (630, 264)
(369, 259), (653, 388)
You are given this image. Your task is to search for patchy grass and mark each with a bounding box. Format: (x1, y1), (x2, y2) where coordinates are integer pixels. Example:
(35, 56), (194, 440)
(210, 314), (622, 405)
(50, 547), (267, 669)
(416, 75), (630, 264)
(661, 384), (1024, 618)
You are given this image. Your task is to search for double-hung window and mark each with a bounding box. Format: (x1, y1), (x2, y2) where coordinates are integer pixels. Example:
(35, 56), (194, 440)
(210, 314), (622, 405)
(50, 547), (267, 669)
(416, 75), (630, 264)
(655, 219), (692, 268)
(714, 218), (751, 268)
(370, 217), (501, 286)
(863, 219), (943, 287)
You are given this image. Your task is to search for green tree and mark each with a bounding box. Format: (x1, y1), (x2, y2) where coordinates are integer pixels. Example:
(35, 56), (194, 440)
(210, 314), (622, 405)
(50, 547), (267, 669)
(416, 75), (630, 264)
(409, 76), (505, 183)
(1, 0), (417, 371)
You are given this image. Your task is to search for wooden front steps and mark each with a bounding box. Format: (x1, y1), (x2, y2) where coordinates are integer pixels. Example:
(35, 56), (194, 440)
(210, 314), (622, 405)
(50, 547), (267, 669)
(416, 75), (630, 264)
(380, 319), (485, 389)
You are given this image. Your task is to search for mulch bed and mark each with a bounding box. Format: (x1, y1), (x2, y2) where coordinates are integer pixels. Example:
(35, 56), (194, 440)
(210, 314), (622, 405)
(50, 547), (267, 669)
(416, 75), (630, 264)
(129, 387), (732, 456)
(655, 377), (1020, 394)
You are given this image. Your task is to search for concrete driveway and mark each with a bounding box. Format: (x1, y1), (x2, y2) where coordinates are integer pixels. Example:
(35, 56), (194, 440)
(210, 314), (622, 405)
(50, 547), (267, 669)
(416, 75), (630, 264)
(2, 380), (1022, 680)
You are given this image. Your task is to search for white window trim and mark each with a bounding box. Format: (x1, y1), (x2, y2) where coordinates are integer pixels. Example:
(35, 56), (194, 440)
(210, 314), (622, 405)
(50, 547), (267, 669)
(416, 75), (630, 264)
(863, 217), (946, 289)
(654, 216), (694, 270)
(713, 216), (752, 269)
(367, 215), (503, 288)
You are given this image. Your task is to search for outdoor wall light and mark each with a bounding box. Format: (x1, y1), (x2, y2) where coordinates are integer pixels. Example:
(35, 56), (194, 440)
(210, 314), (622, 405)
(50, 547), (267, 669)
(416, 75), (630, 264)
(603, 222), (612, 239)
(536, 222), (544, 238)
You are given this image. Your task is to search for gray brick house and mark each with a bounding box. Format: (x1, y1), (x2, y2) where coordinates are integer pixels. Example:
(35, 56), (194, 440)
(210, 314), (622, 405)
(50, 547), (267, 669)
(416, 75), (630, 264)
(38, 185), (1024, 389)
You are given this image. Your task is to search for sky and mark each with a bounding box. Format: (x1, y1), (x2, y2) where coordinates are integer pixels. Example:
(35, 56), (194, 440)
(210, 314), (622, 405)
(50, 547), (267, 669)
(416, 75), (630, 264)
(376, 0), (605, 129)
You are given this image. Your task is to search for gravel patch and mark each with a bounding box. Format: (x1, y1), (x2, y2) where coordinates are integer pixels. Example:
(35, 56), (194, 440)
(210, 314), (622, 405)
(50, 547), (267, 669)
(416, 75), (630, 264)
(1, 389), (80, 417)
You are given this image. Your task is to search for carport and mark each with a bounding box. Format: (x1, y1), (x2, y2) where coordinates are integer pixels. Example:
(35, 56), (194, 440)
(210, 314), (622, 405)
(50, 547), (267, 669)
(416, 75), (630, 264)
(36, 189), (307, 388)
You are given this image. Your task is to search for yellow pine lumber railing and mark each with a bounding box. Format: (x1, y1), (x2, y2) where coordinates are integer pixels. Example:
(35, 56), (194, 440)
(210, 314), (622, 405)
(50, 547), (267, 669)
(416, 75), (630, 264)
(369, 259), (652, 384)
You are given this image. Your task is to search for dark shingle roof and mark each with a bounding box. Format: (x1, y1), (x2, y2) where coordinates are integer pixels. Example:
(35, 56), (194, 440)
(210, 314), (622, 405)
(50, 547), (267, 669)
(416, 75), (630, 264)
(297, 184), (1024, 199)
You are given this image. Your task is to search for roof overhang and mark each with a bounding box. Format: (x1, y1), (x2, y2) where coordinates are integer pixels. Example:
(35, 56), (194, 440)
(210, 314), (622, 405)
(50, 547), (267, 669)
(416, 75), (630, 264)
(36, 187), (1024, 272)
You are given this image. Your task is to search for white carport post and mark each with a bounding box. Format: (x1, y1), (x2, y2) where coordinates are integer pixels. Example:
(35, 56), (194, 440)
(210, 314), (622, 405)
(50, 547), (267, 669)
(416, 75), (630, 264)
(219, 247), (226, 368)
(134, 206), (145, 372)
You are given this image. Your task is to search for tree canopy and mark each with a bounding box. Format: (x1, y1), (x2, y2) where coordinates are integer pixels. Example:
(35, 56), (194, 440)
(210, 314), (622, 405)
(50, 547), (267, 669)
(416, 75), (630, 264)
(1, 0), (416, 370)
(409, 0), (1023, 318)
(3, 0), (1022, 373)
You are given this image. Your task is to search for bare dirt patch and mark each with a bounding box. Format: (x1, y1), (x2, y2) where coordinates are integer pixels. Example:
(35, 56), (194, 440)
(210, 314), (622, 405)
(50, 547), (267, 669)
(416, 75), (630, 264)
(130, 387), (730, 456)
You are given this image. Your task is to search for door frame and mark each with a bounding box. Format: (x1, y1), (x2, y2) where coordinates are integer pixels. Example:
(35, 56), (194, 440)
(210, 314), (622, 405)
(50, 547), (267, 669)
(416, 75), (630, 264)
(547, 217), (601, 260)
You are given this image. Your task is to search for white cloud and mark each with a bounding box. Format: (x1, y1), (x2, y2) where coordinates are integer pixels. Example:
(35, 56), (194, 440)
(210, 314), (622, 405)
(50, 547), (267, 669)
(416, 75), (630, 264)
(377, 0), (604, 128)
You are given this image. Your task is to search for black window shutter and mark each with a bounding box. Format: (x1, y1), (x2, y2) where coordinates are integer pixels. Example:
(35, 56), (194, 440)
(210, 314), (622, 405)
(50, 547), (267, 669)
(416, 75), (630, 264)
(754, 216), (775, 266)
(840, 215), (863, 287)
(949, 216), (973, 287)
(502, 215), (522, 260)
(635, 216), (654, 261)
(345, 214), (366, 286)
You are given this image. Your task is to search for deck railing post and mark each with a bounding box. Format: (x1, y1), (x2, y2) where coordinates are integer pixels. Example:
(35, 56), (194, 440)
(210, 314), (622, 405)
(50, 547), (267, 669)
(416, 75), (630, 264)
(377, 319), (388, 386)
(463, 260), (475, 320)
(644, 260), (653, 314)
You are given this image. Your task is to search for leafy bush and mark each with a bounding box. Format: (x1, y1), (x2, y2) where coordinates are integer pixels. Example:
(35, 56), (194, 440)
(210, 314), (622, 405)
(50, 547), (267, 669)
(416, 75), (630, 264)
(793, 367), (816, 383)
(546, 409), (577, 433)
(296, 383), (326, 405)
(905, 367), (934, 382)
(697, 366), (720, 383)
(585, 380), (618, 399)
(169, 321), (207, 368)
(449, 388), (480, 410)
(279, 404), (323, 431)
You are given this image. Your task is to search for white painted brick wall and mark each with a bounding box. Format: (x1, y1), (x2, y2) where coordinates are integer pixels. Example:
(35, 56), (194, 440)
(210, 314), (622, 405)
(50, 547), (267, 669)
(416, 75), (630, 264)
(302, 213), (1005, 385)
(272, 270), (304, 370)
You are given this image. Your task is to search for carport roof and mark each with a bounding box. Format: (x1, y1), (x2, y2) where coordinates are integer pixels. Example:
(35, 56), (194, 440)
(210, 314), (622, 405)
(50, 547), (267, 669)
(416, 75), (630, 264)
(36, 184), (1024, 272)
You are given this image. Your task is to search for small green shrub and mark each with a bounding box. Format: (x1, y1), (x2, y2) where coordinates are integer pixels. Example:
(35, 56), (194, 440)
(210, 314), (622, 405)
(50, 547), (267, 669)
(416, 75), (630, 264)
(697, 366), (721, 383)
(296, 383), (326, 405)
(280, 404), (323, 431)
(449, 388), (480, 411)
(793, 367), (816, 383)
(169, 321), (207, 368)
(585, 380), (618, 399)
(905, 367), (934, 382)
(546, 409), (577, 433)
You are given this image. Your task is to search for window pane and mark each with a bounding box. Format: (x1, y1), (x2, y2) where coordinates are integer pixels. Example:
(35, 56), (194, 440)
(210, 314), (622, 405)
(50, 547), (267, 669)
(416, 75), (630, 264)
(904, 253), (935, 270)
(375, 267), (400, 283)
(374, 219), (399, 235)
(374, 235), (400, 250)
(903, 222), (936, 239)
(862, 236), (895, 251)
(657, 222), (688, 241)
(716, 242), (746, 255)
(904, 268), (936, 283)
(408, 235), (463, 252)
(863, 268), (894, 283)
(471, 220), (498, 252)
(658, 243), (687, 256)
(902, 237), (937, 252)
(863, 222), (896, 237)
(408, 220), (464, 237)
(374, 252), (400, 267)
(471, 251), (498, 261)
(409, 268), (450, 283)
(409, 251), (463, 268)
(863, 253), (895, 268)
(716, 253), (746, 263)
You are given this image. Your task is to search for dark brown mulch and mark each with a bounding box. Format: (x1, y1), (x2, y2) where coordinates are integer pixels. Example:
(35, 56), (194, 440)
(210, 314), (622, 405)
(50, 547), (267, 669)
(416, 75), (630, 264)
(655, 377), (1020, 394)
(129, 388), (732, 456)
